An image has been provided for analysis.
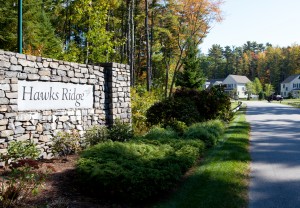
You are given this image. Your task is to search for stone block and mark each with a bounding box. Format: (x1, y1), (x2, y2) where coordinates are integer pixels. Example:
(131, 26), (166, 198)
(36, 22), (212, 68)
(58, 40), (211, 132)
(39, 135), (49, 142)
(1, 130), (13, 137)
(10, 65), (22, 71)
(0, 61), (11, 68)
(38, 70), (51, 76)
(17, 72), (27, 79)
(10, 84), (18, 92)
(43, 61), (49, 67)
(59, 116), (69, 122)
(0, 84), (10, 91)
(0, 98), (9, 104)
(16, 113), (31, 121)
(18, 59), (28, 67)
(50, 62), (59, 69)
(24, 67), (38, 74)
(14, 126), (25, 134)
(6, 92), (17, 99)
(27, 55), (36, 61)
(40, 76), (50, 81)
(16, 134), (30, 141)
(28, 74), (40, 80)
(0, 119), (8, 125)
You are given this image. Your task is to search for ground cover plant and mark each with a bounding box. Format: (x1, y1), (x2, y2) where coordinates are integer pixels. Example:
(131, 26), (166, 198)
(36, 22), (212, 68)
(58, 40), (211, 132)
(75, 119), (225, 203)
(76, 140), (204, 202)
(154, 106), (250, 208)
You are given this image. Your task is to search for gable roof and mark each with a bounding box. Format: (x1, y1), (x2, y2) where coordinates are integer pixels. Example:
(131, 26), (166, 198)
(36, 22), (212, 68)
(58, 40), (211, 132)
(207, 78), (224, 84)
(226, 75), (251, 84)
(281, 75), (300, 84)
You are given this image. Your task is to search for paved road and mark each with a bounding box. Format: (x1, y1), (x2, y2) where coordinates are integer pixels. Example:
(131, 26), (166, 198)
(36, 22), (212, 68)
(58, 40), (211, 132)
(246, 101), (300, 208)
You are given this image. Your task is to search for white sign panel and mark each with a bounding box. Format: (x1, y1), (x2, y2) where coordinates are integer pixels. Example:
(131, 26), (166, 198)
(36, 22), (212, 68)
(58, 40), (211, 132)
(18, 81), (93, 110)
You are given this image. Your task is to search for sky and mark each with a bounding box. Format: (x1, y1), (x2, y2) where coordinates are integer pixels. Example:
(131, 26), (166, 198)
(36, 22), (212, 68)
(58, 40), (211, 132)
(200, 0), (300, 54)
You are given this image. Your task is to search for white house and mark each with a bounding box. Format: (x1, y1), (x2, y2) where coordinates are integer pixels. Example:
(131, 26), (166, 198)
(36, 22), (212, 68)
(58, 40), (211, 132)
(281, 74), (300, 98)
(222, 75), (251, 99)
(203, 79), (224, 89)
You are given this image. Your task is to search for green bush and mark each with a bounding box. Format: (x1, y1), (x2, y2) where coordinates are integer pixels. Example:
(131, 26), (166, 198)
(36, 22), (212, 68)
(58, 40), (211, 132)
(183, 120), (225, 148)
(146, 87), (233, 128)
(52, 130), (81, 157)
(146, 97), (200, 126)
(108, 120), (133, 142)
(166, 120), (188, 136)
(131, 87), (161, 135)
(144, 126), (178, 140)
(84, 125), (108, 146)
(76, 139), (203, 201)
(1, 140), (40, 164)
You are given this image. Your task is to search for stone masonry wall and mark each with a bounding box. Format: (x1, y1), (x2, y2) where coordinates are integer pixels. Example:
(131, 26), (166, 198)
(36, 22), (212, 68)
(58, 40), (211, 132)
(0, 50), (131, 159)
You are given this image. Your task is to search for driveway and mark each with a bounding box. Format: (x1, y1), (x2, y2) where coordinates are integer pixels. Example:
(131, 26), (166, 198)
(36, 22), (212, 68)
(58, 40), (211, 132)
(246, 101), (300, 208)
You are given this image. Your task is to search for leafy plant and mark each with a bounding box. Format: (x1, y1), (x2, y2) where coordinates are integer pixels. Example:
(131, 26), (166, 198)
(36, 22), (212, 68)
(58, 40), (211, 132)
(0, 141), (40, 166)
(107, 120), (133, 142)
(146, 87), (233, 128)
(76, 139), (204, 201)
(52, 130), (82, 157)
(0, 159), (49, 208)
(85, 125), (108, 146)
(131, 87), (161, 135)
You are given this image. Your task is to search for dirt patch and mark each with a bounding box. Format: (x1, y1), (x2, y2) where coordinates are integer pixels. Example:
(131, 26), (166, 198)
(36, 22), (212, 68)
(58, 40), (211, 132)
(0, 155), (113, 208)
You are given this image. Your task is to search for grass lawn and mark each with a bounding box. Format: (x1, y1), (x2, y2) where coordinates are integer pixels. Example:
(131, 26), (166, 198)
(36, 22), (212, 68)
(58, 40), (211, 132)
(154, 106), (250, 208)
(281, 98), (300, 108)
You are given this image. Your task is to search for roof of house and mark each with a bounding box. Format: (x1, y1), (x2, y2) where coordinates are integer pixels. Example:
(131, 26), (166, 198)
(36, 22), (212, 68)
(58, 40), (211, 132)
(207, 78), (224, 84)
(281, 75), (300, 84)
(226, 75), (251, 84)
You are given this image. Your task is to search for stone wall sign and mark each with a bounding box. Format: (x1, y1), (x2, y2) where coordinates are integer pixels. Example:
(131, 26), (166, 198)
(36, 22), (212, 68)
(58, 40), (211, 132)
(18, 81), (93, 110)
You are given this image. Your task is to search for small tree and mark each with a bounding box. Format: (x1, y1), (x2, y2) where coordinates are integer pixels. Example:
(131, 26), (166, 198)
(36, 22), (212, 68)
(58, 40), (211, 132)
(253, 78), (263, 95)
(264, 83), (274, 97)
(176, 39), (206, 90)
(246, 82), (254, 99)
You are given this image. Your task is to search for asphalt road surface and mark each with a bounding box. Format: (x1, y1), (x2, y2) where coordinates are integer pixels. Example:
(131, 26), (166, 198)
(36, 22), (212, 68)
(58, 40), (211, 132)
(246, 101), (300, 208)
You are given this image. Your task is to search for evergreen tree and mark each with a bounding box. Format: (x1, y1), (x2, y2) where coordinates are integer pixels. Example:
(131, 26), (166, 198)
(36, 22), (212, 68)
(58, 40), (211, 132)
(176, 39), (206, 89)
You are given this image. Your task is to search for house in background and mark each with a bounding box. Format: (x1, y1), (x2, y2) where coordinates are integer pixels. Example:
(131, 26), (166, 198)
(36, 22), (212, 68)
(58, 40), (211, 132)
(281, 74), (300, 98)
(222, 75), (251, 99)
(203, 78), (224, 89)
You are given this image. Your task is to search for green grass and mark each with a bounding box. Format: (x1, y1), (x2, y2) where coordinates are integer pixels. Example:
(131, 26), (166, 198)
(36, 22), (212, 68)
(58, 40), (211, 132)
(281, 98), (300, 108)
(154, 107), (250, 208)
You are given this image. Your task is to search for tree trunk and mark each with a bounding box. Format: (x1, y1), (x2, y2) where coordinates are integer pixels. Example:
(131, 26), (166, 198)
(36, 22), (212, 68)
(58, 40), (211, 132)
(145, 0), (151, 91)
(130, 0), (135, 86)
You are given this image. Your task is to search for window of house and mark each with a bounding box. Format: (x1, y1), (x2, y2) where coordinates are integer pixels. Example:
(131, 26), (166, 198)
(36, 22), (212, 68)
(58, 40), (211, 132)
(286, 87), (288, 91)
(283, 84), (285, 88)
(284, 92), (286, 96)
(293, 84), (296, 88)
(242, 87), (245, 91)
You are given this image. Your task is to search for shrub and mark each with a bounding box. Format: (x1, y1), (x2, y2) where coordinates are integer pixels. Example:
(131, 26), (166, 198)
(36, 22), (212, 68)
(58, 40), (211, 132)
(84, 125), (108, 146)
(76, 140), (203, 201)
(146, 97), (200, 127)
(146, 87), (233, 128)
(166, 120), (188, 136)
(52, 130), (81, 157)
(131, 87), (161, 135)
(183, 120), (225, 148)
(108, 120), (133, 142)
(1, 140), (40, 165)
(144, 126), (178, 140)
